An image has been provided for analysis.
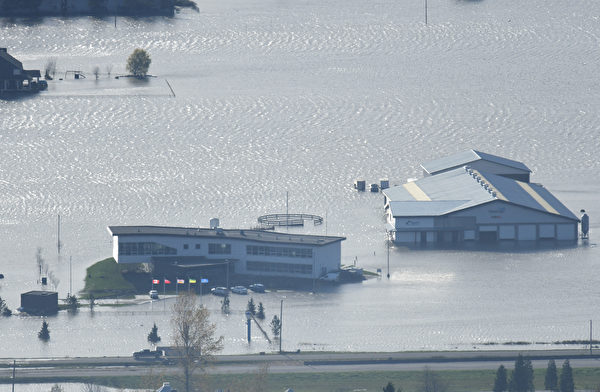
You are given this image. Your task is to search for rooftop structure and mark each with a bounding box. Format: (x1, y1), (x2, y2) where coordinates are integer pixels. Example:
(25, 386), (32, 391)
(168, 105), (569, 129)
(421, 149), (532, 182)
(384, 152), (578, 244)
(20, 291), (58, 315)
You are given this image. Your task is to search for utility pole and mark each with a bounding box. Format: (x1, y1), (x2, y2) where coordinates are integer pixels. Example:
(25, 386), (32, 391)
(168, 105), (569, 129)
(57, 214), (61, 256)
(590, 319), (593, 355)
(11, 360), (15, 392)
(69, 256), (72, 297)
(425, 0), (428, 25)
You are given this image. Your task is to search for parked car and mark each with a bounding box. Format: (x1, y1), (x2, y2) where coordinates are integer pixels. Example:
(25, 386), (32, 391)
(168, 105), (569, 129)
(149, 290), (159, 299)
(249, 283), (265, 293)
(133, 348), (163, 359)
(230, 286), (248, 295)
(211, 287), (229, 297)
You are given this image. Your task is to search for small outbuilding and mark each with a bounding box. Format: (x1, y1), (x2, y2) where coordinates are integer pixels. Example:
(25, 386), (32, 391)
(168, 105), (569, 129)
(20, 290), (58, 315)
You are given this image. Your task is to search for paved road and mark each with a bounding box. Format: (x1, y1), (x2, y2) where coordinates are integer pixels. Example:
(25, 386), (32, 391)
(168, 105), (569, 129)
(2, 350), (600, 381)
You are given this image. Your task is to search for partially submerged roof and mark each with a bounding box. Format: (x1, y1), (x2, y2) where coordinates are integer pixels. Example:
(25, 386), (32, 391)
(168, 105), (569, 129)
(384, 167), (577, 221)
(0, 48), (23, 70)
(108, 226), (345, 246)
(421, 150), (531, 175)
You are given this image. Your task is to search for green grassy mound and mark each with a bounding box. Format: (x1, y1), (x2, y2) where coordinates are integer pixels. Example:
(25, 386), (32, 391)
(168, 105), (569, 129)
(82, 257), (137, 299)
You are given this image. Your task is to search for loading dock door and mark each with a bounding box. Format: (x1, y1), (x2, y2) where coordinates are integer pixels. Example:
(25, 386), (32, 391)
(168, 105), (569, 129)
(479, 226), (498, 242)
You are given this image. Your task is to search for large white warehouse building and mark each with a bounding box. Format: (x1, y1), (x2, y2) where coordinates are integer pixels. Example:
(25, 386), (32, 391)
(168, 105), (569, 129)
(383, 150), (579, 244)
(108, 225), (345, 282)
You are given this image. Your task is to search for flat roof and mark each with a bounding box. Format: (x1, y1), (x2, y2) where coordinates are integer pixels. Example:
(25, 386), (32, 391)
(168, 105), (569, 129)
(421, 150), (532, 175)
(108, 226), (345, 246)
(22, 291), (58, 297)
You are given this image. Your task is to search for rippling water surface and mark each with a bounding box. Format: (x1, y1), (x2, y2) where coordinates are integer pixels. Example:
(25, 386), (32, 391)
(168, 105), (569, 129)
(1, 0), (600, 358)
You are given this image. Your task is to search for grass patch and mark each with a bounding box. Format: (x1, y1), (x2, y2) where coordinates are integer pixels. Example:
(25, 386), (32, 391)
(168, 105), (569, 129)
(82, 257), (136, 299)
(14, 367), (599, 392)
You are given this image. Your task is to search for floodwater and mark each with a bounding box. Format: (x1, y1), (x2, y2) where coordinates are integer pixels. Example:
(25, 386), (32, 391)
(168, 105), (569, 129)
(1, 0), (600, 359)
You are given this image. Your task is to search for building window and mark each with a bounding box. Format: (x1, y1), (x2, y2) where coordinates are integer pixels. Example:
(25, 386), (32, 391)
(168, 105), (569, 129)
(195, 244), (201, 249)
(118, 242), (177, 256)
(246, 245), (312, 258)
(209, 243), (231, 254)
(183, 244), (189, 250)
(247, 261), (312, 275)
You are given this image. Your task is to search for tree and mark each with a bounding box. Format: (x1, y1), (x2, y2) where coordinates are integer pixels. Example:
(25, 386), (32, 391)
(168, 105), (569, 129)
(66, 294), (79, 311)
(509, 354), (534, 392)
(171, 293), (223, 392)
(148, 323), (161, 345)
(126, 48), (151, 78)
(559, 359), (574, 392)
(383, 381), (396, 392)
(257, 302), (265, 320)
(221, 295), (230, 313)
(270, 315), (281, 338)
(49, 384), (64, 392)
(420, 367), (447, 392)
(93, 66), (100, 80)
(0, 296), (12, 317)
(545, 359), (558, 392)
(38, 320), (50, 341)
(494, 364), (508, 392)
(247, 298), (256, 316)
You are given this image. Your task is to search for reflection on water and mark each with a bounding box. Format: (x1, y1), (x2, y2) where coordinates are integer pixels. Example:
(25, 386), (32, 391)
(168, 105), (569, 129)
(0, 0), (600, 358)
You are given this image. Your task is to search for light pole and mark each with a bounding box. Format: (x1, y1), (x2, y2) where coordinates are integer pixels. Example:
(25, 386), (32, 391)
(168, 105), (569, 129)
(246, 311), (252, 343)
(386, 231), (390, 279)
(279, 299), (283, 353)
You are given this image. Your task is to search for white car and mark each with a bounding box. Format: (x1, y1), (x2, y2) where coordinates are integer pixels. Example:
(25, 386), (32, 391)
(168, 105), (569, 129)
(211, 287), (229, 296)
(149, 290), (159, 299)
(230, 286), (248, 295)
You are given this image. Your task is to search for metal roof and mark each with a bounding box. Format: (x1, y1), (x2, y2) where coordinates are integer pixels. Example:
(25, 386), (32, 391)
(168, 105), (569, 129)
(107, 226), (345, 246)
(0, 49), (23, 70)
(383, 167), (578, 221)
(421, 150), (532, 175)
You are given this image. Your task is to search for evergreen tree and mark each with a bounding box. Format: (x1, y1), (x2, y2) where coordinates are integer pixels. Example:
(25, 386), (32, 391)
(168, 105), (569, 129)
(256, 302), (265, 320)
(509, 354), (534, 392)
(0, 296), (12, 316)
(559, 359), (574, 392)
(38, 320), (50, 341)
(270, 315), (281, 338)
(247, 298), (256, 315)
(221, 295), (230, 313)
(545, 359), (558, 392)
(494, 365), (508, 392)
(383, 381), (396, 392)
(147, 323), (161, 345)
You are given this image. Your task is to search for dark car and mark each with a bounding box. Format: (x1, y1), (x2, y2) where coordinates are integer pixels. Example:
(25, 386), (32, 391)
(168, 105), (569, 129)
(133, 349), (163, 359)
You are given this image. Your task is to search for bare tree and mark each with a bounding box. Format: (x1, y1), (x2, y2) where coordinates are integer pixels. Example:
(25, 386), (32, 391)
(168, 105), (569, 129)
(171, 293), (223, 392)
(44, 58), (57, 80)
(93, 66), (100, 80)
(105, 64), (113, 78)
(420, 367), (447, 392)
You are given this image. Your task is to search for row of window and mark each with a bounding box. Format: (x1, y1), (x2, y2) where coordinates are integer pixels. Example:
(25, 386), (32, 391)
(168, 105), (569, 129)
(119, 242), (177, 256)
(246, 245), (312, 258)
(247, 261), (313, 275)
(208, 243), (231, 254)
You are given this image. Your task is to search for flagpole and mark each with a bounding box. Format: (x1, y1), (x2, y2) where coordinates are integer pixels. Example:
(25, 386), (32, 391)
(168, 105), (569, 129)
(176, 278), (178, 295)
(163, 277), (166, 296)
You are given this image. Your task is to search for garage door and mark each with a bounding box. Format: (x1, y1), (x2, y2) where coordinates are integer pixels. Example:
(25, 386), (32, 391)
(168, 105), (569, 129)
(539, 224), (555, 239)
(518, 225), (536, 240)
(499, 225), (516, 240)
(557, 224), (576, 240)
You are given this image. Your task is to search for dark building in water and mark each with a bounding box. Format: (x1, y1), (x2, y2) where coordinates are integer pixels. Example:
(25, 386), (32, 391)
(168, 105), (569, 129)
(20, 291), (59, 315)
(0, 48), (42, 94)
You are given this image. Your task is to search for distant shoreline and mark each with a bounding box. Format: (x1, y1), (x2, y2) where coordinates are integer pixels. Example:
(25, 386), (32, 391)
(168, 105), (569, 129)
(0, 0), (198, 17)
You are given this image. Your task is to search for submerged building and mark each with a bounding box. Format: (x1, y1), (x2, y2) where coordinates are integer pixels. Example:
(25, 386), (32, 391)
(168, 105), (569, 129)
(108, 224), (345, 284)
(383, 150), (579, 244)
